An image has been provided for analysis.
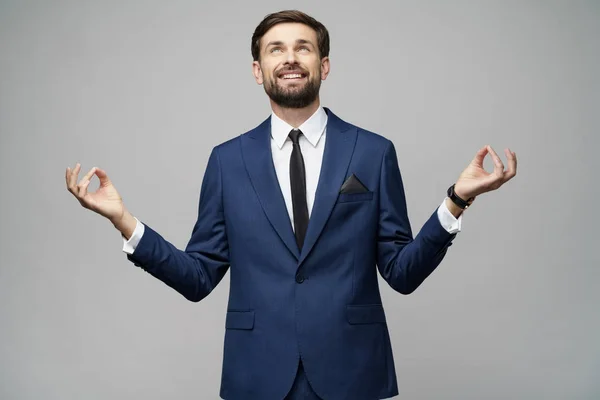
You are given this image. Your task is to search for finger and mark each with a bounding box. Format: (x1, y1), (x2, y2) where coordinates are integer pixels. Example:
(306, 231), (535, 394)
(78, 178), (93, 200)
(487, 145), (505, 175)
(65, 167), (71, 190)
(80, 167), (97, 187)
(77, 167), (96, 198)
(502, 148), (517, 182)
(472, 146), (488, 166)
(76, 168), (95, 197)
(68, 165), (80, 195)
(69, 163), (81, 191)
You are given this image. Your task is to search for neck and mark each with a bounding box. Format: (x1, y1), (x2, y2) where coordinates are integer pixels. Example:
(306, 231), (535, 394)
(270, 98), (321, 128)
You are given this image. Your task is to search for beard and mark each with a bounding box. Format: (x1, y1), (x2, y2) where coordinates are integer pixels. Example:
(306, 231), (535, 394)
(263, 69), (321, 109)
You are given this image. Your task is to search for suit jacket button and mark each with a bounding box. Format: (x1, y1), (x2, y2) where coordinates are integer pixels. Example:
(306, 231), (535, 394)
(295, 274), (305, 283)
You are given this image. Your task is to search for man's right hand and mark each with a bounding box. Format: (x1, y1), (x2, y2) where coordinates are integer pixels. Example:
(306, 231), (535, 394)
(65, 163), (136, 239)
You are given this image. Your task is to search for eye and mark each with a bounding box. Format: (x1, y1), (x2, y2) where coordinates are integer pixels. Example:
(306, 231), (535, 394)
(298, 47), (310, 52)
(270, 47), (282, 53)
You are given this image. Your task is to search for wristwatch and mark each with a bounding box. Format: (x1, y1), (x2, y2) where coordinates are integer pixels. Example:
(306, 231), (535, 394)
(447, 184), (475, 209)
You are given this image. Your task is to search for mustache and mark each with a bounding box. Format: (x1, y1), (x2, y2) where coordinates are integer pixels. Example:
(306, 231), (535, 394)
(275, 65), (309, 76)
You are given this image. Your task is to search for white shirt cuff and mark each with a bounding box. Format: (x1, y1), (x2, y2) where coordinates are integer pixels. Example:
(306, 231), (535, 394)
(437, 197), (462, 234)
(122, 217), (145, 255)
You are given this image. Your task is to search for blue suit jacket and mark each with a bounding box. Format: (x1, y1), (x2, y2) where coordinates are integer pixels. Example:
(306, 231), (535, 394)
(127, 108), (456, 400)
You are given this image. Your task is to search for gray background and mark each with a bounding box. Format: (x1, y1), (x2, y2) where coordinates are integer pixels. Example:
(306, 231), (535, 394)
(1, 0), (598, 399)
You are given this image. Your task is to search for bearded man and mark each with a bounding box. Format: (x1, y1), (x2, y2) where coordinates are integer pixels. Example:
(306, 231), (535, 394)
(66, 9), (517, 400)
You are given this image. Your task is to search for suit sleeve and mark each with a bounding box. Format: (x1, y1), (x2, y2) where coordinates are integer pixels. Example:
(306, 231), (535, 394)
(126, 147), (230, 302)
(376, 140), (456, 294)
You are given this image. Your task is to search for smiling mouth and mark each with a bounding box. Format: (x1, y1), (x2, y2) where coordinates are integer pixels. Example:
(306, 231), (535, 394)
(278, 72), (307, 81)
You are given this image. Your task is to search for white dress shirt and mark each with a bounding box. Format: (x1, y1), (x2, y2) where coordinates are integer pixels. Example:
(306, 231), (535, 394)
(123, 106), (461, 254)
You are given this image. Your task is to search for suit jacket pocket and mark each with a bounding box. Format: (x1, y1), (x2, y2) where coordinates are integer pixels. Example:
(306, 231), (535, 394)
(338, 191), (374, 203)
(346, 304), (386, 324)
(226, 310), (255, 330)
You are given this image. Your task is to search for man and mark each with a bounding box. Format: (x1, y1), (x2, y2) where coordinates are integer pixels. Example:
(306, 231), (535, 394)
(66, 10), (516, 400)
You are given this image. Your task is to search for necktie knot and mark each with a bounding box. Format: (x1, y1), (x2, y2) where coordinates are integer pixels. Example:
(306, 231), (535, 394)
(289, 129), (302, 145)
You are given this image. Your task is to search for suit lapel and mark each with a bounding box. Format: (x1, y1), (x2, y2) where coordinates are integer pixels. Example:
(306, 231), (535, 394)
(298, 108), (357, 266)
(241, 108), (358, 264)
(241, 117), (300, 260)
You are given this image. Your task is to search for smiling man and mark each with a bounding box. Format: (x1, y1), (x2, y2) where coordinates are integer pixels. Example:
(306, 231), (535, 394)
(66, 9), (517, 400)
(254, 22), (326, 113)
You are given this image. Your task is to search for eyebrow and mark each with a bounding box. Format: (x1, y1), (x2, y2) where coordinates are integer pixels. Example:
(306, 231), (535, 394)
(265, 39), (315, 48)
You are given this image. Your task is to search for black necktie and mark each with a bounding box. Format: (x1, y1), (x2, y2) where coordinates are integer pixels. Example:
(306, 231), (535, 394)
(288, 129), (309, 250)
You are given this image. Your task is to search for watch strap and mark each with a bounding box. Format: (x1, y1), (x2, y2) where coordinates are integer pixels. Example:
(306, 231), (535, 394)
(447, 184), (474, 209)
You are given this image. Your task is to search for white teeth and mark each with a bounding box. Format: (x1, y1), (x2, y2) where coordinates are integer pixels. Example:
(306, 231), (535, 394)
(282, 74), (303, 79)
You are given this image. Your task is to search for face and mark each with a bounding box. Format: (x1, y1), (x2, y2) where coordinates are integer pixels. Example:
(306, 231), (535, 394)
(253, 23), (330, 109)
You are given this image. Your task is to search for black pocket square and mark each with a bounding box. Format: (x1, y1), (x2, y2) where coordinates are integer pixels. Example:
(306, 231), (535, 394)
(340, 174), (369, 194)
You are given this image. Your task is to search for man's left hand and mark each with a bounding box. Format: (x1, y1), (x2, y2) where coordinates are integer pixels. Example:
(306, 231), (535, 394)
(454, 145), (517, 201)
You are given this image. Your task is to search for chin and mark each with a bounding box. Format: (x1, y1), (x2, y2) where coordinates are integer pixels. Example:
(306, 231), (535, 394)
(282, 86), (305, 94)
(279, 80), (307, 88)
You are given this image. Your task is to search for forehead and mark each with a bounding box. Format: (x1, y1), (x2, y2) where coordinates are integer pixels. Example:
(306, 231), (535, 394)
(261, 22), (318, 48)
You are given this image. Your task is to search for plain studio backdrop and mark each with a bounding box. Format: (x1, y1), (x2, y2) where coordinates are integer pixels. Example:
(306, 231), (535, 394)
(0, 0), (598, 399)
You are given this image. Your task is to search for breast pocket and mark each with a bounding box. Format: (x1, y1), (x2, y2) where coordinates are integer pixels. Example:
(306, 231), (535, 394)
(337, 191), (374, 203)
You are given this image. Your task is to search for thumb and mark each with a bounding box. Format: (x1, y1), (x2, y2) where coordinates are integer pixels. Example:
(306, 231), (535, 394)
(95, 168), (112, 186)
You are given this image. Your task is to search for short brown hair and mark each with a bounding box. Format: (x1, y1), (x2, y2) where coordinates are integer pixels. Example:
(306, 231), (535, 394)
(251, 10), (330, 62)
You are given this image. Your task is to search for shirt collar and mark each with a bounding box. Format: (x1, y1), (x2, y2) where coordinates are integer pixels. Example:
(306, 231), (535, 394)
(270, 106), (328, 149)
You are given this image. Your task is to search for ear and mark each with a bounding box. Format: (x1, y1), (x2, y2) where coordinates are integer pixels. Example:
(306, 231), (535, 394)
(320, 56), (330, 81)
(252, 61), (264, 85)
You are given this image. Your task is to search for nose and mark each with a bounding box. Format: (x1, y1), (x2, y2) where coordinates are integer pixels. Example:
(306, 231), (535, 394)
(284, 48), (299, 65)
